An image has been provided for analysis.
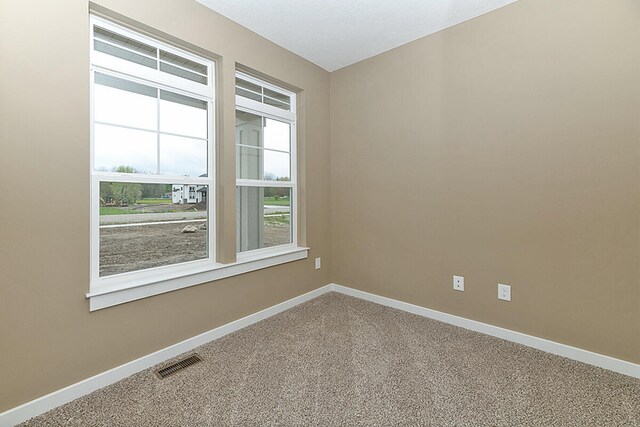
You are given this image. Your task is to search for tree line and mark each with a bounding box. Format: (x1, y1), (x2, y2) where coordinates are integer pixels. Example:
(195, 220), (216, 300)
(263, 172), (291, 198)
(100, 166), (290, 205)
(100, 166), (171, 205)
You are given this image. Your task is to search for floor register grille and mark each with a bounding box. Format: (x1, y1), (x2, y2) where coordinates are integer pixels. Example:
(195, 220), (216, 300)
(154, 354), (202, 379)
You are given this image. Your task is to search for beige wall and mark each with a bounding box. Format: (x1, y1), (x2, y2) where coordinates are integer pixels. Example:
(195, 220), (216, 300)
(331, 0), (639, 364)
(0, 0), (331, 411)
(1, 0), (639, 414)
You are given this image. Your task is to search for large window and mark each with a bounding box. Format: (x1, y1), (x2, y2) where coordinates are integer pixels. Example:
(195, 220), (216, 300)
(90, 17), (215, 288)
(235, 73), (297, 254)
(88, 16), (307, 311)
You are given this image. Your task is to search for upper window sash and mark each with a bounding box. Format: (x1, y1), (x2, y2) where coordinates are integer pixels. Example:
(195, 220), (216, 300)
(90, 15), (214, 99)
(90, 68), (214, 180)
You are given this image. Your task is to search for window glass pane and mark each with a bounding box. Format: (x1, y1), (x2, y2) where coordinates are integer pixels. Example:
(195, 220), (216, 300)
(236, 77), (261, 94)
(94, 124), (157, 174)
(264, 150), (290, 181)
(236, 146), (261, 180)
(235, 77), (292, 111)
(236, 110), (261, 147)
(263, 117), (290, 152)
(94, 26), (157, 57)
(236, 186), (291, 252)
(263, 96), (290, 110)
(236, 111), (291, 181)
(235, 87), (261, 102)
(159, 134), (207, 177)
(99, 182), (208, 276)
(160, 50), (208, 75)
(95, 73), (157, 131)
(94, 40), (157, 69)
(263, 88), (290, 105)
(160, 62), (207, 84)
(236, 146), (290, 181)
(159, 91), (207, 139)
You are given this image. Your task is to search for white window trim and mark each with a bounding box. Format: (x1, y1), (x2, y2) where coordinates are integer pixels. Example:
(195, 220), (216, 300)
(89, 16), (217, 307)
(235, 72), (298, 256)
(87, 18), (309, 311)
(86, 245), (309, 311)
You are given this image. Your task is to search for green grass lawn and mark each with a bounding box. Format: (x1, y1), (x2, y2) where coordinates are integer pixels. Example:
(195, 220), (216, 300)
(99, 207), (142, 215)
(100, 199), (172, 215)
(263, 197), (290, 206)
(138, 198), (171, 205)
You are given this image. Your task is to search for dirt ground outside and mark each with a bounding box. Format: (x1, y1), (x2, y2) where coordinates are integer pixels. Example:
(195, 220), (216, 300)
(100, 221), (290, 277)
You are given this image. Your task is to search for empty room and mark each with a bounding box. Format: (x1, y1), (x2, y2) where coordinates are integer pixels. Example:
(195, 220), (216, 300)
(0, 0), (638, 425)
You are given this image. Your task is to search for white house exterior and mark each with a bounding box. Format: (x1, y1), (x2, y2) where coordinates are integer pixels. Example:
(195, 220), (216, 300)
(172, 184), (206, 204)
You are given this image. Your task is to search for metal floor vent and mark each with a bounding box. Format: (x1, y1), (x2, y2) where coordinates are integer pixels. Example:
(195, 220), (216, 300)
(155, 354), (202, 379)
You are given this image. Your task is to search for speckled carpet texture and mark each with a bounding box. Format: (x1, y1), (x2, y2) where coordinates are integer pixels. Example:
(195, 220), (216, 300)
(21, 292), (640, 426)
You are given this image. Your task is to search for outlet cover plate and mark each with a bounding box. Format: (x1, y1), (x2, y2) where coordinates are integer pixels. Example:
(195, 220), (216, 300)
(453, 275), (464, 291)
(315, 257), (321, 270)
(498, 283), (511, 301)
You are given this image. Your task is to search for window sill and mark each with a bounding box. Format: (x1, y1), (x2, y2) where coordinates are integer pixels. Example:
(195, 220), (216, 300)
(86, 246), (309, 311)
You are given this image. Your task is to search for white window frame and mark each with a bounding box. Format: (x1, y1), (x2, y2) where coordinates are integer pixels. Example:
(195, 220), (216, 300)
(87, 17), (307, 311)
(90, 15), (216, 290)
(235, 71), (298, 260)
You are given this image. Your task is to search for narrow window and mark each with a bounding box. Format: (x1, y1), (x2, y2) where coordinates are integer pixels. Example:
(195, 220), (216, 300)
(235, 73), (297, 253)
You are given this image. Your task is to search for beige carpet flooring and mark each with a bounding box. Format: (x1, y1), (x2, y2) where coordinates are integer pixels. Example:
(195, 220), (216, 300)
(21, 292), (640, 426)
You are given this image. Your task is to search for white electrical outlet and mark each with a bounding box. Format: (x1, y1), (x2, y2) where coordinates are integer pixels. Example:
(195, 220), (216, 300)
(498, 283), (511, 301)
(453, 275), (464, 291)
(315, 257), (321, 270)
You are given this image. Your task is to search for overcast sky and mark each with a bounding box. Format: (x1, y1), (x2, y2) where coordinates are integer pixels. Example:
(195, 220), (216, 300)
(94, 79), (291, 180)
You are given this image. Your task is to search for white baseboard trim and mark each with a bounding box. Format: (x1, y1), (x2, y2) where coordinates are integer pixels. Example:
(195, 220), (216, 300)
(3, 282), (637, 426)
(0, 284), (334, 427)
(329, 283), (640, 379)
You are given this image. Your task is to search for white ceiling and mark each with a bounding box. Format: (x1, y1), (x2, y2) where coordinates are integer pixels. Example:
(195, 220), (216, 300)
(196, 0), (519, 72)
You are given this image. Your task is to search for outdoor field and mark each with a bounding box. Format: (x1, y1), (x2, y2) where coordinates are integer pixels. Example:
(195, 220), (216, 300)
(99, 198), (290, 277)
